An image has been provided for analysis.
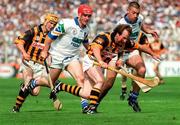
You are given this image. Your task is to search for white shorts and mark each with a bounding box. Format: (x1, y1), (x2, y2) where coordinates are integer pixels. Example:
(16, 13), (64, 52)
(121, 50), (140, 63)
(83, 55), (94, 72)
(50, 54), (80, 70)
(20, 60), (47, 78)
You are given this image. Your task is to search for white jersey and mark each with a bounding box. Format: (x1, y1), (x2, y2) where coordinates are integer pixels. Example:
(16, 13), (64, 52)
(117, 14), (144, 41)
(48, 17), (89, 59)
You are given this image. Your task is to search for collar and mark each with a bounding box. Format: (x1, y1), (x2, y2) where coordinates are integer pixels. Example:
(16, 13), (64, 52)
(74, 17), (86, 28)
(124, 14), (137, 24)
(74, 17), (80, 26)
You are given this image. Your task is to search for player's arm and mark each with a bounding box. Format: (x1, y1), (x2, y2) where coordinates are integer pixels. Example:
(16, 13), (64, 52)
(14, 29), (34, 61)
(41, 35), (54, 59)
(90, 36), (108, 68)
(91, 43), (103, 63)
(136, 43), (161, 60)
(141, 23), (159, 39)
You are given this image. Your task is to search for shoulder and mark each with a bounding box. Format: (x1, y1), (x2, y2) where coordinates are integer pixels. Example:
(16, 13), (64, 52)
(117, 17), (127, 25)
(58, 18), (74, 27)
(94, 32), (110, 43)
(138, 14), (144, 22)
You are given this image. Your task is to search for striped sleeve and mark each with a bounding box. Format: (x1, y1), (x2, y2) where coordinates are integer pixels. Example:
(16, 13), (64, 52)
(15, 28), (34, 45)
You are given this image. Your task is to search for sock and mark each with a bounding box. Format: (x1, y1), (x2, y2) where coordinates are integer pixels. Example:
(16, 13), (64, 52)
(121, 87), (127, 94)
(14, 87), (29, 109)
(58, 83), (81, 96)
(89, 88), (101, 106)
(28, 79), (37, 91)
(129, 92), (139, 102)
(81, 98), (88, 109)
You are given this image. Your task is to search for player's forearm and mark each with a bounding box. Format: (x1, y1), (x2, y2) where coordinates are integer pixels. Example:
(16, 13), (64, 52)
(43, 37), (53, 52)
(141, 24), (153, 34)
(16, 43), (27, 55)
(92, 47), (103, 62)
(138, 44), (154, 56)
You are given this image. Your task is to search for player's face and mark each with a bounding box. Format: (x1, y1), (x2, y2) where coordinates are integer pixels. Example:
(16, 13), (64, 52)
(115, 29), (130, 46)
(45, 21), (57, 32)
(127, 7), (140, 23)
(79, 13), (92, 28)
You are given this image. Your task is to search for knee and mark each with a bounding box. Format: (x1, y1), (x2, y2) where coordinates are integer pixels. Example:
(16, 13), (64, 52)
(137, 67), (146, 77)
(76, 75), (85, 86)
(31, 87), (40, 96)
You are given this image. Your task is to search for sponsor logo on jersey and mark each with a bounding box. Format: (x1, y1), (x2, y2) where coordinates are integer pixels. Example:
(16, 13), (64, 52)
(32, 42), (45, 49)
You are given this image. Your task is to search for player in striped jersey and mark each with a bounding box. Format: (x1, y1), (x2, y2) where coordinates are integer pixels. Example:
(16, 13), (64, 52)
(150, 39), (167, 84)
(12, 13), (59, 112)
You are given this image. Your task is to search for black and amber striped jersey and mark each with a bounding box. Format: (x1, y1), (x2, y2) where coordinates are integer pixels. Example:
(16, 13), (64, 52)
(87, 32), (139, 63)
(15, 24), (47, 64)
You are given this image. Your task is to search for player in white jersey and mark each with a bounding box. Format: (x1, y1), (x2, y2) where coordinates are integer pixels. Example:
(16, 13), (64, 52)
(48, 18), (89, 64)
(99, 1), (159, 112)
(40, 4), (93, 113)
(118, 1), (159, 111)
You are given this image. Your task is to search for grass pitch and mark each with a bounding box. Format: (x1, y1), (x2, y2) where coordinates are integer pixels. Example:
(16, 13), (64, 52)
(0, 77), (180, 125)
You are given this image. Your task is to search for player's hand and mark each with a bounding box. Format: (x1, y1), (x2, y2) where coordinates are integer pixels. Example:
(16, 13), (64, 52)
(116, 59), (123, 68)
(99, 61), (108, 69)
(151, 31), (159, 39)
(40, 51), (48, 61)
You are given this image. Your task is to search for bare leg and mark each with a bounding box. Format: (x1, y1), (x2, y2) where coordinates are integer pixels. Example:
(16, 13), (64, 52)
(98, 60), (117, 103)
(67, 60), (89, 111)
(12, 67), (33, 112)
(120, 75), (127, 100)
(126, 54), (146, 112)
(153, 62), (164, 84)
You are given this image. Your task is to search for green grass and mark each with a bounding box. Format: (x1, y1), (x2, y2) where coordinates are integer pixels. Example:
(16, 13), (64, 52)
(0, 77), (180, 125)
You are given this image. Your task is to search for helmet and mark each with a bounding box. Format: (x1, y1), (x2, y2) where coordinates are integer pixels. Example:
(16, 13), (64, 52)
(78, 4), (93, 15)
(44, 13), (59, 24)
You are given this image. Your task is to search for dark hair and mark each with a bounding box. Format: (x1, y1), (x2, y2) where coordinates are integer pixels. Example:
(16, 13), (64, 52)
(111, 24), (132, 38)
(128, 1), (140, 9)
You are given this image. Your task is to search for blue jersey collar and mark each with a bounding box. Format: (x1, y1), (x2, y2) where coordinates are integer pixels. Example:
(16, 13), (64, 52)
(74, 17), (80, 26)
(74, 17), (87, 28)
(124, 14), (137, 24)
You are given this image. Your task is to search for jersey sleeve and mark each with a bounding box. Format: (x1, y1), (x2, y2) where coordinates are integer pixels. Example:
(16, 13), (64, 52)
(117, 18), (126, 25)
(125, 40), (139, 50)
(91, 33), (109, 50)
(15, 28), (34, 45)
(83, 32), (89, 44)
(48, 19), (66, 40)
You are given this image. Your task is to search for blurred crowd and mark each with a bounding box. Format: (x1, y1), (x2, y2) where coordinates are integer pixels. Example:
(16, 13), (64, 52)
(0, 0), (180, 66)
